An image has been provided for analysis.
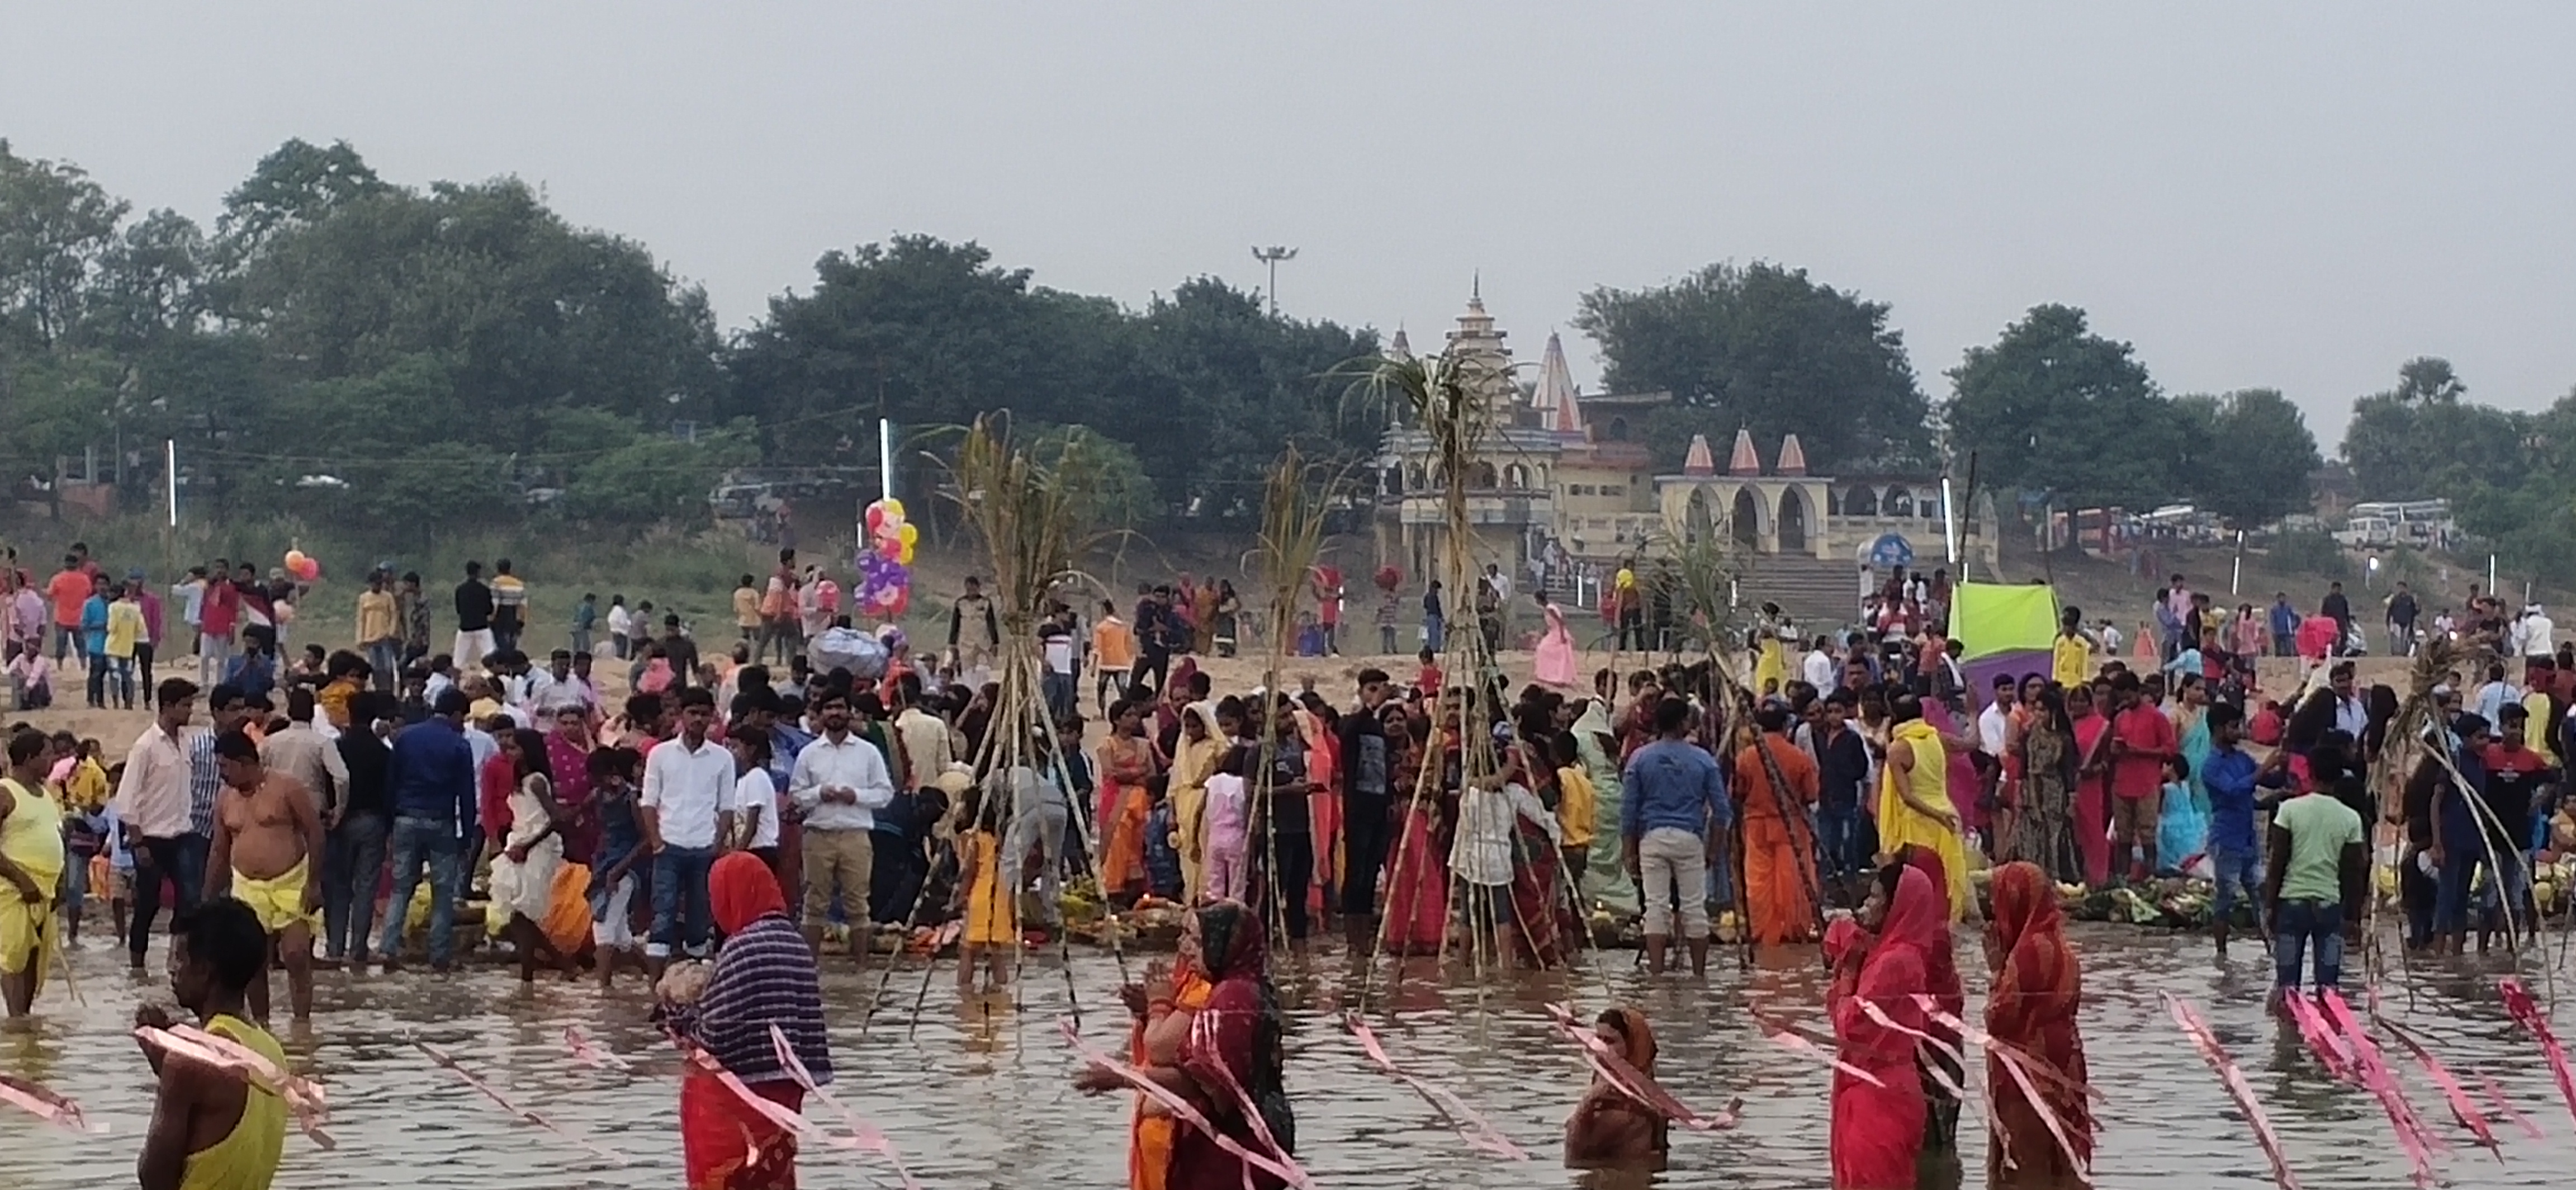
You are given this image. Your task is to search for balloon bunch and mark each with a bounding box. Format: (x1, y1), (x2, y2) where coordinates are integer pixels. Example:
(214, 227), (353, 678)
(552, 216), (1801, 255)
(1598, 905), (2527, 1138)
(858, 498), (917, 618)
(282, 549), (322, 584)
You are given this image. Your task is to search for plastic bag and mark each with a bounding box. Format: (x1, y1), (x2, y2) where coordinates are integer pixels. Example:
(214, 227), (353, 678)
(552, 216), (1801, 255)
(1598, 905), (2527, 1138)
(810, 625), (888, 679)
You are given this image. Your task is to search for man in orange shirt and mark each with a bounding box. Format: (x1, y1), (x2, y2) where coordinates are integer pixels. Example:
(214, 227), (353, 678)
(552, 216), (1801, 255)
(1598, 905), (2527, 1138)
(1088, 598), (1134, 717)
(1733, 704), (1821, 945)
(46, 556), (93, 667)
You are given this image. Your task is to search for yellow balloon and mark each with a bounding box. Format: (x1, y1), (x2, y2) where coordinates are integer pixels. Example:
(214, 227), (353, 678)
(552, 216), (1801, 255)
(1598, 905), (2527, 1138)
(898, 543), (915, 566)
(882, 497), (905, 521)
(898, 523), (918, 545)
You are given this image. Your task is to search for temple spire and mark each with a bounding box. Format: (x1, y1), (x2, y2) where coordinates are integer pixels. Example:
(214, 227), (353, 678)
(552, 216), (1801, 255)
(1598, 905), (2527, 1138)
(1726, 428), (1762, 476)
(1532, 330), (1584, 434)
(1682, 434), (1716, 476)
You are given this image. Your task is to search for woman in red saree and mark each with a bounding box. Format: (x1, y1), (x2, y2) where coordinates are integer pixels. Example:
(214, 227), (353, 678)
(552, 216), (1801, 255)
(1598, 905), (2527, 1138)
(1378, 707), (1448, 957)
(1898, 844), (1966, 1160)
(1564, 1005), (1668, 1169)
(1097, 700), (1161, 899)
(1078, 899), (1295, 1190)
(1829, 862), (1939, 1189)
(1984, 860), (2094, 1184)
(679, 853), (831, 1189)
(2065, 684), (2114, 889)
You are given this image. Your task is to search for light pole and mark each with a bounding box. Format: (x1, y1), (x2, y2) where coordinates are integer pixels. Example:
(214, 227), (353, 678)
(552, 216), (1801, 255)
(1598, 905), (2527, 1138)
(1251, 245), (1297, 317)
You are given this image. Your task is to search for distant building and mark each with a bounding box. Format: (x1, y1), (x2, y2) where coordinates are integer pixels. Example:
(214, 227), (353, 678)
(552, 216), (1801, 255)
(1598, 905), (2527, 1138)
(1370, 290), (1997, 617)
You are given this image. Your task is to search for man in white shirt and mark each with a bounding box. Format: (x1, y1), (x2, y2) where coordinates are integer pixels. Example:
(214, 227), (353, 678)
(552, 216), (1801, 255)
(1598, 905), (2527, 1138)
(2515, 605), (2555, 664)
(259, 687), (350, 820)
(1977, 674), (2014, 760)
(1801, 636), (1837, 693)
(788, 688), (896, 958)
(639, 688), (737, 973)
(525, 649), (592, 724)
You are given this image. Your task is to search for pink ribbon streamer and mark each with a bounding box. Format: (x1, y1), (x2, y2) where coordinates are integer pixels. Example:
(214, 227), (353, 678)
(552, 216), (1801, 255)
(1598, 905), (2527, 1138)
(678, 1046), (873, 1159)
(1543, 1003), (1739, 1131)
(136, 1027), (335, 1150)
(1915, 1000), (2108, 1106)
(2165, 994), (2301, 1190)
(2315, 991), (2440, 1186)
(413, 1040), (628, 1165)
(0, 1074), (98, 1134)
(2374, 1018), (2500, 1155)
(1764, 1026), (1887, 1087)
(1893, 1000), (2091, 1184)
(1343, 1016), (1528, 1159)
(2478, 1073), (2546, 1140)
(1185, 1009), (1318, 1189)
(562, 1026), (634, 1072)
(2279, 993), (2356, 1084)
(766, 1024), (922, 1189)
(1058, 1019), (1312, 1189)
(2499, 978), (2576, 1128)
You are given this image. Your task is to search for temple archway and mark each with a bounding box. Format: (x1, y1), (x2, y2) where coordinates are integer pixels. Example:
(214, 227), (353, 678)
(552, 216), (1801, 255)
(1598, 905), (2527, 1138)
(1780, 487), (1810, 552)
(1731, 487), (1761, 549)
(1847, 485), (1879, 516)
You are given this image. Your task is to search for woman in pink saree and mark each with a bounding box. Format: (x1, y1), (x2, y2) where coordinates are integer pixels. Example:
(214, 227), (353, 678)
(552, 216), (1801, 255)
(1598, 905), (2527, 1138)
(2065, 684), (2114, 889)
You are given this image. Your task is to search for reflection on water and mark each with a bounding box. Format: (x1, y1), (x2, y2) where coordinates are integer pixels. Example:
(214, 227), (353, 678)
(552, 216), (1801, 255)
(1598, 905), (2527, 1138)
(3, 924), (2573, 1188)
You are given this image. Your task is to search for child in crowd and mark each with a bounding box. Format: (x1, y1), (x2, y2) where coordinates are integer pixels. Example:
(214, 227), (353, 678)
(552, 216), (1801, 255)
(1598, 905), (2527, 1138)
(948, 782), (1014, 993)
(586, 747), (645, 990)
(2156, 755), (2205, 876)
(1415, 647), (1444, 700)
(1201, 764), (1249, 903)
(1142, 775), (1182, 901)
(1552, 731), (1597, 885)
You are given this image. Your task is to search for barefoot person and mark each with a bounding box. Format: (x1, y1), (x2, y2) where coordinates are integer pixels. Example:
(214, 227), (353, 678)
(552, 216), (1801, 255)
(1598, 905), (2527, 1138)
(203, 731), (324, 1023)
(134, 896), (286, 1190)
(486, 728), (571, 984)
(1, 728), (64, 1017)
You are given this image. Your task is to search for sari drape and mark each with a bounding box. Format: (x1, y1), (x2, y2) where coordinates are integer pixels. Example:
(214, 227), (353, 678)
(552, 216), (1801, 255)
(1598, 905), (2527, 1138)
(1985, 862), (2094, 1184)
(1830, 866), (1937, 1189)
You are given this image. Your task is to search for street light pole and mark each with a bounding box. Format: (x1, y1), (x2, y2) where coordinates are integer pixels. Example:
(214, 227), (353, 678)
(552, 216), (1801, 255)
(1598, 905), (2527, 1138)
(1251, 245), (1298, 317)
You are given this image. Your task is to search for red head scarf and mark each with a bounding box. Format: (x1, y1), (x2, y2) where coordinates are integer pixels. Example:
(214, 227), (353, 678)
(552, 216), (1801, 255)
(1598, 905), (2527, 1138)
(1601, 1006), (1657, 1075)
(710, 851), (787, 936)
(1876, 863), (1947, 963)
(1987, 860), (2062, 957)
(1899, 845), (1966, 1029)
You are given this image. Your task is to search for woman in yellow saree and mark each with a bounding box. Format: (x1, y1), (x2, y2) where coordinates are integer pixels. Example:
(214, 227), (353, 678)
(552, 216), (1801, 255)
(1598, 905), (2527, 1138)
(1878, 693), (1971, 922)
(1168, 704), (1228, 900)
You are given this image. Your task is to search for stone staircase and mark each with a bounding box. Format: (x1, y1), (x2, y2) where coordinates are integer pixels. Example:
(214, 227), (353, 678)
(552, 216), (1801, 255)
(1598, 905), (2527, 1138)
(1739, 555), (1863, 630)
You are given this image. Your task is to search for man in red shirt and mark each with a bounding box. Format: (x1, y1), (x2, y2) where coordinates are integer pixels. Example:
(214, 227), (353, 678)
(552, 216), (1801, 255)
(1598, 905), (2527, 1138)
(198, 555), (241, 688)
(2107, 673), (2176, 884)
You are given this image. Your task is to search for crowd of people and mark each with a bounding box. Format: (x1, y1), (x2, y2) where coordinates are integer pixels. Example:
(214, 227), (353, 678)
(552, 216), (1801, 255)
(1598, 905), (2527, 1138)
(11, 535), (2576, 1188)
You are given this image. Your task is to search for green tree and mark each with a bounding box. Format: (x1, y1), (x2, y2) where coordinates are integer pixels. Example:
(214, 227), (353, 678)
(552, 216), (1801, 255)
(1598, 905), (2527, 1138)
(1944, 304), (2183, 509)
(2341, 358), (2523, 500)
(2175, 388), (2321, 526)
(0, 140), (129, 348)
(1575, 261), (1929, 471)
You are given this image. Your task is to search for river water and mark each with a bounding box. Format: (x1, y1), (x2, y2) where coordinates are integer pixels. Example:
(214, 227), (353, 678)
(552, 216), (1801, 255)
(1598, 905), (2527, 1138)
(3, 925), (2573, 1188)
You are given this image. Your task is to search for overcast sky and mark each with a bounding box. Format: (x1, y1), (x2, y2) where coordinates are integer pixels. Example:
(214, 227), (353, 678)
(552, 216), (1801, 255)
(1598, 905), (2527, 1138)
(8, 3), (2572, 447)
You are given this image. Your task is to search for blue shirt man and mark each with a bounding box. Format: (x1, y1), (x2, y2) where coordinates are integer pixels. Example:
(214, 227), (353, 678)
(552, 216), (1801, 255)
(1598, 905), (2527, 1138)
(1621, 735), (1731, 839)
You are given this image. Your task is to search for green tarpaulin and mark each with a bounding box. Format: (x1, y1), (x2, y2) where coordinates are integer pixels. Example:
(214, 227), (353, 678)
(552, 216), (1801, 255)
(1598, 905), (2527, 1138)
(1951, 582), (2060, 660)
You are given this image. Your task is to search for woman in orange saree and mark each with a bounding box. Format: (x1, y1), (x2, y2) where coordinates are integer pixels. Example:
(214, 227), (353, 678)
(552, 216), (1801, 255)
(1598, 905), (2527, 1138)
(1097, 699), (1161, 900)
(1984, 860), (2094, 1184)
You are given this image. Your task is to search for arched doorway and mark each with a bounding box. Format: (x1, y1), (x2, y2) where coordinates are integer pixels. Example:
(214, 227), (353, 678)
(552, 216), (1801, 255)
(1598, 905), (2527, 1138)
(1779, 487), (1809, 552)
(1686, 487), (1715, 545)
(1847, 485), (1879, 516)
(1886, 486), (1915, 517)
(1731, 487), (1761, 549)
(1472, 461), (1499, 489)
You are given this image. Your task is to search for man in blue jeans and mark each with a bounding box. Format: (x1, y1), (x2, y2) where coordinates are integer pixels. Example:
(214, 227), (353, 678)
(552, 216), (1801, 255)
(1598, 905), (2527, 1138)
(640, 687), (738, 980)
(1812, 692), (1873, 905)
(2199, 704), (2265, 957)
(2427, 714), (2494, 957)
(2263, 746), (2367, 1003)
(378, 687), (478, 972)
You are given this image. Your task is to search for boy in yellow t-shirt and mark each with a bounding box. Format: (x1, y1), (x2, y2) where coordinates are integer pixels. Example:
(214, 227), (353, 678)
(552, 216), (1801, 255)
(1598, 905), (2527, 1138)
(2052, 605), (2097, 688)
(1552, 733), (1598, 885)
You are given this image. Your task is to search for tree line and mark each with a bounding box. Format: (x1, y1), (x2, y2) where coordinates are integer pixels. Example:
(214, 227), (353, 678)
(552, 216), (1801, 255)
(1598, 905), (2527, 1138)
(4, 136), (2543, 561)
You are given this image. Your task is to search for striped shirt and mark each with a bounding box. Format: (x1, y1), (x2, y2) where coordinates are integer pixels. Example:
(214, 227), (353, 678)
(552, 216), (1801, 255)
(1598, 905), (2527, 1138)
(188, 729), (222, 837)
(685, 915), (831, 1084)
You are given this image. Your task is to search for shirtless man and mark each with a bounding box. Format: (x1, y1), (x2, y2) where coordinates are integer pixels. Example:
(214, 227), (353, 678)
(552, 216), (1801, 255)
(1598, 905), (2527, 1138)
(203, 731), (324, 1023)
(135, 897), (287, 1190)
